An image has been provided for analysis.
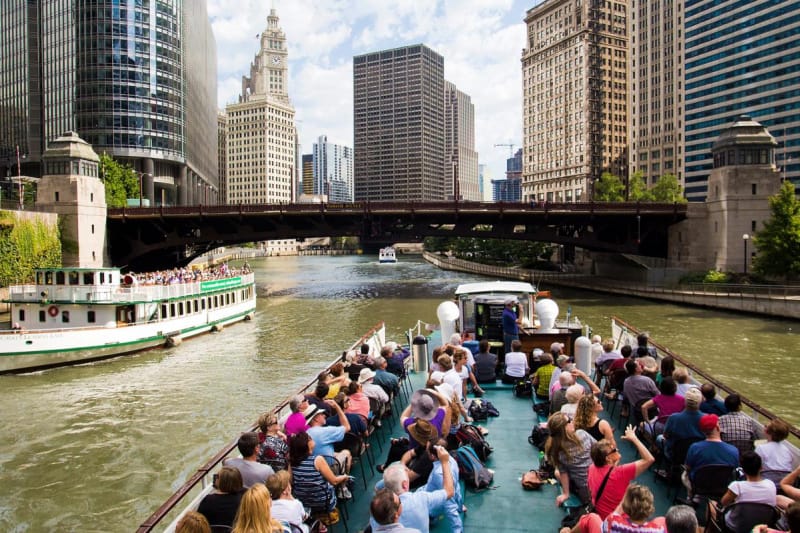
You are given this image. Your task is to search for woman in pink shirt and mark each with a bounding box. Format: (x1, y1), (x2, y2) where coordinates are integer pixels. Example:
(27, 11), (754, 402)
(344, 381), (371, 422)
(639, 377), (684, 436)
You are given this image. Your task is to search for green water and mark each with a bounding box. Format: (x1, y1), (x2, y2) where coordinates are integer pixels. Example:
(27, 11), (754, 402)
(0, 255), (795, 532)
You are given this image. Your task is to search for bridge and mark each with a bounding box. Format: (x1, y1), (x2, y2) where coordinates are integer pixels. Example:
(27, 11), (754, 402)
(106, 201), (688, 270)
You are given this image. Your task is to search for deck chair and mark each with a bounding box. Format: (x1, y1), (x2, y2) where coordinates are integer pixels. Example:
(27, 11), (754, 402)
(725, 438), (755, 459)
(659, 436), (703, 498)
(705, 502), (780, 533)
(209, 526), (232, 533)
(334, 431), (370, 490)
(690, 463), (737, 506)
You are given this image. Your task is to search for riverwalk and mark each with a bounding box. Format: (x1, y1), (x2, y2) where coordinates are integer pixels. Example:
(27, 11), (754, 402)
(423, 251), (800, 320)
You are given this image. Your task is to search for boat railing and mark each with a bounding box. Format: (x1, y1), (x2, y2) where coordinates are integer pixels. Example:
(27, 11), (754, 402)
(7, 273), (255, 304)
(611, 316), (800, 445)
(136, 321), (385, 533)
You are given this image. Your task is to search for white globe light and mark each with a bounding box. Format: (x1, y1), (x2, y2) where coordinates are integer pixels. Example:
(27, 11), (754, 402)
(536, 298), (559, 332)
(437, 301), (460, 344)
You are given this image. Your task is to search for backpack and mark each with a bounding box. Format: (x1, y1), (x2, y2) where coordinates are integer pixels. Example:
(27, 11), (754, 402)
(468, 400), (489, 421)
(514, 379), (533, 398)
(454, 445), (493, 490)
(527, 423), (550, 449)
(485, 401), (500, 417)
(455, 424), (493, 462)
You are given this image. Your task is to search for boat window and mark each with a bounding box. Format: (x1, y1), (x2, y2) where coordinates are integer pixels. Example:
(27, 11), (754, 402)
(201, 299), (206, 310)
(39, 310), (46, 322)
(161, 304), (167, 319)
(193, 300), (198, 313)
(69, 271), (79, 285)
(170, 303), (176, 317)
(62, 311), (70, 323)
(45, 271), (54, 284)
(83, 272), (94, 284)
(178, 302), (184, 315)
(37, 272), (44, 284)
(99, 272), (105, 284)
(18, 309), (25, 321)
(214, 296), (218, 307)
(56, 271), (66, 285)
(88, 310), (96, 323)
(225, 294), (230, 305)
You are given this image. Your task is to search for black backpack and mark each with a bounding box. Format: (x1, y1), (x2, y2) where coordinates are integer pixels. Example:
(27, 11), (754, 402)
(514, 379), (533, 397)
(528, 423), (550, 449)
(468, 400), (489, 421)
(455, 424), (493, 462)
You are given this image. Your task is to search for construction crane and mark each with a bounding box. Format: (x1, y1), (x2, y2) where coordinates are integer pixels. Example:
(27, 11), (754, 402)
(494, 143), (516, 158)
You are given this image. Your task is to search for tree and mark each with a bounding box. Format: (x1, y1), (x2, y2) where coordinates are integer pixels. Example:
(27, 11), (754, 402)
(649, 173), (686, 203)
(627, 171), (651, 201)
(593, 172), (625, 202)
(752, 180), (800, 280)
(99, 153), (140, 208)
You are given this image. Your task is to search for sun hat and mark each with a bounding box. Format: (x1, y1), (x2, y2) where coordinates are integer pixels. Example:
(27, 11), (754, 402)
(551, 342), (565, 353)
(407, 419), (439, 444)
(303, 404), (325, 422)
(358, 368), (376, 384)
(410, 389), (439, 421)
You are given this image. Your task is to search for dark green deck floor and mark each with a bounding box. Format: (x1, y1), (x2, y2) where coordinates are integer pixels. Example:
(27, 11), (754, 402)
(336, 369), (677, 533)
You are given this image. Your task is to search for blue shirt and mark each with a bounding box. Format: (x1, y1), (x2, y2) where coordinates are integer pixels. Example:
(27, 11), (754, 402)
(685, 440), (739, 480)
(398, 489), (448, 533)
(700, 398), (728, 416)
(663, 410), (705, 454)
(502, 307), (518, 336)
(307, 425), (345, 459)
(374, 368), (400, 395)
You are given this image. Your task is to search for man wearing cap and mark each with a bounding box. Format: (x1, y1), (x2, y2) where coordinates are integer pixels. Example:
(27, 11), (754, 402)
(502, 299), (522, 354)
(358, 367), (390, 404)
(373, 353), (400, 397)
(305, 399), (352, 474)
(661, 387), (706, 459)
(682, 413), (739, 496)
(223, 432), (276, 488)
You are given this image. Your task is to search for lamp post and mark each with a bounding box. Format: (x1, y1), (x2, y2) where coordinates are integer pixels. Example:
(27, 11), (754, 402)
(742, 233), (750, 275)
(16, 145), (25, 210)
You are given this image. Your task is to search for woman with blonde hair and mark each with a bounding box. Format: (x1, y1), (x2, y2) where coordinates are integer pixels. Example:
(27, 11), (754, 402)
(176, 511), (211, 533)
(604, 484), (666, 532)
(573, 394), (615, 446)
(232, 483), (291, 533)
(545, 412), (594, 506)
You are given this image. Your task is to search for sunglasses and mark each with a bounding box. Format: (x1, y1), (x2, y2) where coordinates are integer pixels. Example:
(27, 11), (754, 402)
(606, 448), (619, 457)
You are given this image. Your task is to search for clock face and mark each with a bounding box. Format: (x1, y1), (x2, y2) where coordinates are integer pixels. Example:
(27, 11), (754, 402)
(271, 56), (281, 65)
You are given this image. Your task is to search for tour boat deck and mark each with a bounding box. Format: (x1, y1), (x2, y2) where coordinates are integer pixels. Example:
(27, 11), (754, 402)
(337, 362), (675, 533)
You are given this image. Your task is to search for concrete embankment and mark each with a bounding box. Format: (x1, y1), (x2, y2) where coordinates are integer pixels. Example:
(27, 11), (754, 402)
(423, 252), (800, 321)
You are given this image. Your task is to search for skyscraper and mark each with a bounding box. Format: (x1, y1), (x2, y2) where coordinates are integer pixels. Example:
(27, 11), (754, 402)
(521, 0), (628, 202)
(224, 9), (296, 205)
(628, 0), (683, 190)
(312, 136), (354, 202)
(444, 81), (480, 201)
(353, 44), (445, 201)
(683, 0), (800, 200)
(0, 0), (218, 206)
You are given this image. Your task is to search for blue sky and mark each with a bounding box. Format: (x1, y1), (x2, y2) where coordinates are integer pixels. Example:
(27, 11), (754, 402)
(208, 0), (539, 187)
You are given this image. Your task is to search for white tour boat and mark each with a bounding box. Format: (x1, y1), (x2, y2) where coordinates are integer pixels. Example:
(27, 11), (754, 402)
(378, 246), (397, 263)
(0, 266), (256, 373)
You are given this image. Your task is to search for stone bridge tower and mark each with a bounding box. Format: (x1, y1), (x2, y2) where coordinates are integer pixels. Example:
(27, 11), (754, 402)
(36, 132), (107, 267)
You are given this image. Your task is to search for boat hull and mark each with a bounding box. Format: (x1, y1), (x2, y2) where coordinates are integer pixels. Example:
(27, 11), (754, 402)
(0, 304), (255, 374)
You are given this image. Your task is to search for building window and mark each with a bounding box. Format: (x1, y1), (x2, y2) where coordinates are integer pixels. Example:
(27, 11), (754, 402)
(88, 311), (96, 323)
(62, 311), (70, 323)
(39, 310), (46, 322)
(18, 309), (25, 321)
(751, 220), (756, 232)
(751, 183), (757, 195)
(55, 192), (59, 201)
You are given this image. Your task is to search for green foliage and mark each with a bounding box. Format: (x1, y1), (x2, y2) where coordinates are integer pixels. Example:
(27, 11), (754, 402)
(752, 180), (800, 280)
(703, 270), (730, 283)
(0, 212), (61, 286)
(649, 173), (686, 203)
(99, 153), (140, 207)
(627, 171), (651, 201)
(593, 172), (625, 202)
(425, 237), (550, 268)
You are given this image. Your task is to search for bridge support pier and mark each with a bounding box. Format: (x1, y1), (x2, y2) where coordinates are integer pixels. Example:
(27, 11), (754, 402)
(177, 165), (187, 206)
(143, 158), (155, 206)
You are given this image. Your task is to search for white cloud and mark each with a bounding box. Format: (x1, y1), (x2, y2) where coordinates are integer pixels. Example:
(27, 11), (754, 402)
(210, 0), (533, 188)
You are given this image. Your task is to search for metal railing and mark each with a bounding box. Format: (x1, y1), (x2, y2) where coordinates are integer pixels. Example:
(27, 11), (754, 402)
(136, 322), (385, 533)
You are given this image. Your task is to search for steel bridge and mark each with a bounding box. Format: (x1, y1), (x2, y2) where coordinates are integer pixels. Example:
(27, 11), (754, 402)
(106, 201), (688, 270)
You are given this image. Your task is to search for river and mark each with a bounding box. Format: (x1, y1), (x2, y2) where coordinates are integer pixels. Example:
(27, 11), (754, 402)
(0, 254), (796, 532)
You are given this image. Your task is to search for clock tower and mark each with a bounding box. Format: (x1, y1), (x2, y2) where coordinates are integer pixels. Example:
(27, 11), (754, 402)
(241, 8), (289, 104)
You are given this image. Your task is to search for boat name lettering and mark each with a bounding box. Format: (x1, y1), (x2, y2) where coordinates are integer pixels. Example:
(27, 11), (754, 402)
(200, 277), (242, 292)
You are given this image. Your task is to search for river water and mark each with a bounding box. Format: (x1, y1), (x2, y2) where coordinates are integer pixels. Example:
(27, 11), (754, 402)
(0, 255), (796, 532)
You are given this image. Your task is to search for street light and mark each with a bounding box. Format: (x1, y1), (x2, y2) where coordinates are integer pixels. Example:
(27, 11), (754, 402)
(742, 233), (750, 275)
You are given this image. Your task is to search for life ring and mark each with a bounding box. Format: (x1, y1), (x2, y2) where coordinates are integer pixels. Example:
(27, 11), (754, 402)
(47, 305), (59, 317)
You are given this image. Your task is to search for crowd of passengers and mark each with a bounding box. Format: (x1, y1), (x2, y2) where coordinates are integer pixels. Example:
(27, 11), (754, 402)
(536, 333), (800, 533)
(173, 332), (800, 533)
(126, 262), (251, 286)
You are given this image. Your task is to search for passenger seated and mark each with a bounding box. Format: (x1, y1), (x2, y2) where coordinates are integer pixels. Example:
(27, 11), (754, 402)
(603, 484), (667, 532)
(660, 387), (705, 460)
(328, 392), (367, 437)
(281, 395), (310, 437)
(473, 339), (498, 384)
(672, 367), (693, 397)
(639, 377), (685, 436)
(176, 511), (212, 533)
(257, 412), (289, 472)
(197, 466), (244, 529)
(757, 419), (794, 486)
(288, 432), (349, 517)
(683, 414), (739, 498)
(503, 339), (529, 385)
(231, 483), (291, 533)
(719, 393), (764, 456)
(373, 353), (401, 396)
(546, 412), (594, 506)
(700, 383), (728, 416)
(708, 451), (779, 530)
(223, 432), (275, 488)
(266, 469), (310, 533)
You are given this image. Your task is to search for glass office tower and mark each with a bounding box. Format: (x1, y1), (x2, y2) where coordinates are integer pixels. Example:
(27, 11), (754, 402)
(0, 0), (218, 205)
(684, 0), (800, 200)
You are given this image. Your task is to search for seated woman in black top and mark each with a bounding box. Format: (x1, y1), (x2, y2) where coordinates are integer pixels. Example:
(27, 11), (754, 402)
(197, 465), (245, 529)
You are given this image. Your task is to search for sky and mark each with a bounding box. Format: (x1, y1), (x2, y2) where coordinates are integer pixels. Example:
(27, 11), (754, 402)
(208, 0), (539, 190)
